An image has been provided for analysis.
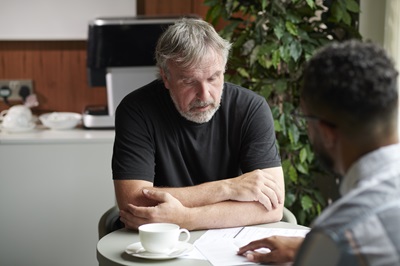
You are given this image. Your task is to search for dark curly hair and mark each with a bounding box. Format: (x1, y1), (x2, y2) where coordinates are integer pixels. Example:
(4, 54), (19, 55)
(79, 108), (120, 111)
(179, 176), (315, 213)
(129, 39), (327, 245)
(301, 40), (398, 137)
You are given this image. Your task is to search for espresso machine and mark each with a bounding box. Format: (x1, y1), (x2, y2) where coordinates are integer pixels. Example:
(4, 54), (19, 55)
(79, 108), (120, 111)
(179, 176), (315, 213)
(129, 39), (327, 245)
(84, 16), (178, 128)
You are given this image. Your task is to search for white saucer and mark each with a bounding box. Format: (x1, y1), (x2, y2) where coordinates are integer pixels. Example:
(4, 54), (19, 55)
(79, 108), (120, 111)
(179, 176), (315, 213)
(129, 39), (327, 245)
(125, 241), (193, 260)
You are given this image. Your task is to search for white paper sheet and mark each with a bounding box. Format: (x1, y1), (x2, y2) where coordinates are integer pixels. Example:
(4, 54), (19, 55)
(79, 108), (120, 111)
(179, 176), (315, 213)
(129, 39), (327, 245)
(194, 227), (310, 266)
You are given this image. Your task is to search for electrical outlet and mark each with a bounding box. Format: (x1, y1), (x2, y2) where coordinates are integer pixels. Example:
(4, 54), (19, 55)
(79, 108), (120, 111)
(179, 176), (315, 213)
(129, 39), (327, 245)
(0, 79), (34, 101)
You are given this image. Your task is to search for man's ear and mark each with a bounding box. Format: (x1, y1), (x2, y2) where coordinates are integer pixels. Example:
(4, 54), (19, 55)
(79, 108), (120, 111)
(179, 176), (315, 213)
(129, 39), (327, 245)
(318, 122), (338, 149)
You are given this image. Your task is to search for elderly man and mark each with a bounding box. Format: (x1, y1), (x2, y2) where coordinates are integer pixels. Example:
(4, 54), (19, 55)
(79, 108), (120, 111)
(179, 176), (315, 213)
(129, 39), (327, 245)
(112, 18), (284, 231)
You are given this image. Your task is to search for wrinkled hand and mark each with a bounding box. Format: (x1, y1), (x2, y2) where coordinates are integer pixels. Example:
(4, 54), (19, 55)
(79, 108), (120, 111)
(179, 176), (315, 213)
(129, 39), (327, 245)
(237, 236), (304, 264)
(120, 189), (188, 230)
(227, 169), (283, 211)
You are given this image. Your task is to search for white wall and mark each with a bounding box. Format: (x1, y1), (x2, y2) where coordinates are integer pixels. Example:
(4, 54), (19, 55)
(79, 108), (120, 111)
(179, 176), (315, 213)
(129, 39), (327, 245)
(360, 0), (400, 138)
(359, 0), (386, 46)
(384, 0), (400, 75)
(384, 0), (400, 138)
(0, 0), (137, 40)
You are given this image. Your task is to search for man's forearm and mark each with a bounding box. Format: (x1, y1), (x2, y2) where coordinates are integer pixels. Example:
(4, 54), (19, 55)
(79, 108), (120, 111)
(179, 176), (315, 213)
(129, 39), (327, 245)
(115, 167), (284, 213)
(149, 180), (231, 207)
(183, 200), (284, 230)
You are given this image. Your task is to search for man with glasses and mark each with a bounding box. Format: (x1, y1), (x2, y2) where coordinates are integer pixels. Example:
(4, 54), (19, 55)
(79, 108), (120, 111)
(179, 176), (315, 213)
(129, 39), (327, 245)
(238, 40), (400, 265)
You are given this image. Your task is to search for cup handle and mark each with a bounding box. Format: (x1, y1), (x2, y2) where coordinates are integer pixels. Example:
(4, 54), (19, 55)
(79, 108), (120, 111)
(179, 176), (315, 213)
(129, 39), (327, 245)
(178, 229), (190, 243)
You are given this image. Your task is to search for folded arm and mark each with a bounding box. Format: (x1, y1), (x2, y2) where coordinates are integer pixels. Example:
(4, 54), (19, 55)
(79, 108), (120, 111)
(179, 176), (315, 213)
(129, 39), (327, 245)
(114, 167), (284, 230)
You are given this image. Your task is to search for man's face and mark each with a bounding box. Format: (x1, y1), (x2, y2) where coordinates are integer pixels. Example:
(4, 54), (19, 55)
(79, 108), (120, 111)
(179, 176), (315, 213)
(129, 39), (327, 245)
(309, 127), (336, 173)
(161, 49), (225, 124)
(302, 106), (336, 174)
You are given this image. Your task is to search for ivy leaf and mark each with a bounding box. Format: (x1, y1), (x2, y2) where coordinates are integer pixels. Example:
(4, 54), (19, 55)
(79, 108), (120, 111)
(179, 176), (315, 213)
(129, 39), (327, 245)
(301, 195), (313, 211)
(259, 56), (273, 69)
(272, 50), (281, 69)
(342, 10), (352, 25)
(260, 83), (274, 98)
(274, 21), (285, 40)
(285, 192), (296, 207)
(259, 42), (279, 54)
(274, 119), (282, 132)
(250, 45), (260, 66)
(314, 190), (326, 206)
(282, 159), (291, 178)
(288, 123), (300, 144)
(237, 67), (250, 78)
(258, 43), (278, 68)
(220, 21), (241, 39)
(288, 164), (298, 183)
(261, 0), (268, 10)
(305, 0), (315, 9)
(346, 0), (360, 13)
(279, 45), (291, 63)
(299, 147), (307, 163)
(305, 144), (315, 163)
(279, 114), (287, 135)
(275, 79), (287, 93)
(288, 126), (294, 144)
(285, 21), (298, 36)
(206, 5), (220, 25)
(331, 2), (343, 23)
(242, 39), (255, 56)
(286, 11), (302, 23)
(296, 162), (309, 174)
(298, 211), (306, 225)
(290, 41), (302, 62)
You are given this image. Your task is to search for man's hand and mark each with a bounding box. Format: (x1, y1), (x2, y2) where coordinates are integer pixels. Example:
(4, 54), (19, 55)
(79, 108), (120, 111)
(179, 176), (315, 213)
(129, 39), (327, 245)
(237, 236), (304, 264)
(226, 169), (284, 211)
(119, 189), (190, 230)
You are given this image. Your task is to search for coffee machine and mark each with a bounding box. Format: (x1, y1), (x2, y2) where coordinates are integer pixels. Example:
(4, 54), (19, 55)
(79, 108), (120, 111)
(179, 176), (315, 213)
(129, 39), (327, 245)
(84, 16), (177, 128)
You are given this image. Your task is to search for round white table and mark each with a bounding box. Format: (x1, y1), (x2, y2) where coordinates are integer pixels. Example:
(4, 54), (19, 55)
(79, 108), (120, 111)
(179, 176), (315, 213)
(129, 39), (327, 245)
(97, 222), (309, 266)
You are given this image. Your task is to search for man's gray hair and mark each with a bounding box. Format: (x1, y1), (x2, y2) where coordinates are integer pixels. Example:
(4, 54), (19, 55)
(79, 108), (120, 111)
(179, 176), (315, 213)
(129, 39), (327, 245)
(155, 18), (231, 78)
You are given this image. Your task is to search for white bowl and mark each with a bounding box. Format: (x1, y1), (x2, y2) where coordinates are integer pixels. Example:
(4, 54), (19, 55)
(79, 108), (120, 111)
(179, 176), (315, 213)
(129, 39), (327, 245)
(39, 112), (82, 130)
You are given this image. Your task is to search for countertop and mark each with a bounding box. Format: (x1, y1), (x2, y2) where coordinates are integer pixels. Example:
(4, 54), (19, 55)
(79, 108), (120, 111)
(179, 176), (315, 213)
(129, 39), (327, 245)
(0, 125), (115, 144)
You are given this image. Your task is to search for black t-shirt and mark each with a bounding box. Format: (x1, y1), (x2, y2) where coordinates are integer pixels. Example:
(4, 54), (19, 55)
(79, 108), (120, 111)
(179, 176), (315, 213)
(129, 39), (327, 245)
(112, 79), (281, 187)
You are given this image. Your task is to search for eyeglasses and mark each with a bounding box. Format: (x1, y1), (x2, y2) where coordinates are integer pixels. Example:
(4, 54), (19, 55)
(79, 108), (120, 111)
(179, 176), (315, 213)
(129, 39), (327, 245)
(291, 110), (336, 129)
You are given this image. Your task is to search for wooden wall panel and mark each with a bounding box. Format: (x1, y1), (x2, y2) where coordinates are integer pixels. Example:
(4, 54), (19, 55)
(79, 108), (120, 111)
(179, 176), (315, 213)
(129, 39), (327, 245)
(137, 0), (208, 17)
(0, 41), (107, 114)
(138, 0), (193, 15)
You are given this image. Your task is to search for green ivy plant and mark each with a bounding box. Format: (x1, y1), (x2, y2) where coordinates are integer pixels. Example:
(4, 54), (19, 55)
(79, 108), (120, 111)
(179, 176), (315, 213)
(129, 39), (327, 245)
(205, 0), (361, 225)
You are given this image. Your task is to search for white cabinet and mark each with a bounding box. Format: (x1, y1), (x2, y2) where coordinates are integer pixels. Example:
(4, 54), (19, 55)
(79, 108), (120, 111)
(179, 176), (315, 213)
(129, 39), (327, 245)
(0, 0), (137, 40)
(0, 129), (116, 266)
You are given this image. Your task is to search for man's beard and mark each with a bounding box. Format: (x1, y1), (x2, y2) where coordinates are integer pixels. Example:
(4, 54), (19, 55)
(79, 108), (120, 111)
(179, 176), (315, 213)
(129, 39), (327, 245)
(170, 94), (221, 124)
(312, 141), (337, 176)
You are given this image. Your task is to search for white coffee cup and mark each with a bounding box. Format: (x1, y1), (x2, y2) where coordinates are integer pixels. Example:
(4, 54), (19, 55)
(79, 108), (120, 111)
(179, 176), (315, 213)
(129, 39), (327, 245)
(138, 223), (190, 254)
(0, 105), (33, 129)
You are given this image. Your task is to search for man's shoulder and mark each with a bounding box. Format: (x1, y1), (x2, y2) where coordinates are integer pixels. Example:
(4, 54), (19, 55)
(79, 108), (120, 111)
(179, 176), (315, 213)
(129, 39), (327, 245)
(119, 79), (166, 108)
(313, 192), (400, 237)
(126, 79), (164, 98)
(223, 82), (266, 105)
(306, 198), (400, 265)
(224, 82), (262, 96)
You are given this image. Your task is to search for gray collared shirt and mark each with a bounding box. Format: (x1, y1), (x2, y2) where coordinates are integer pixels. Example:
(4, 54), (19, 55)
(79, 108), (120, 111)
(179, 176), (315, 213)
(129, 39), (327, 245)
(294, 143), (400, 266)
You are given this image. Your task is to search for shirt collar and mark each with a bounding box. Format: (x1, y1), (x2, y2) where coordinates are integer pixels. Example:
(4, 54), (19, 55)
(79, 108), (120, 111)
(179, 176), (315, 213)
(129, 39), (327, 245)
(340, 143), (400, 195)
